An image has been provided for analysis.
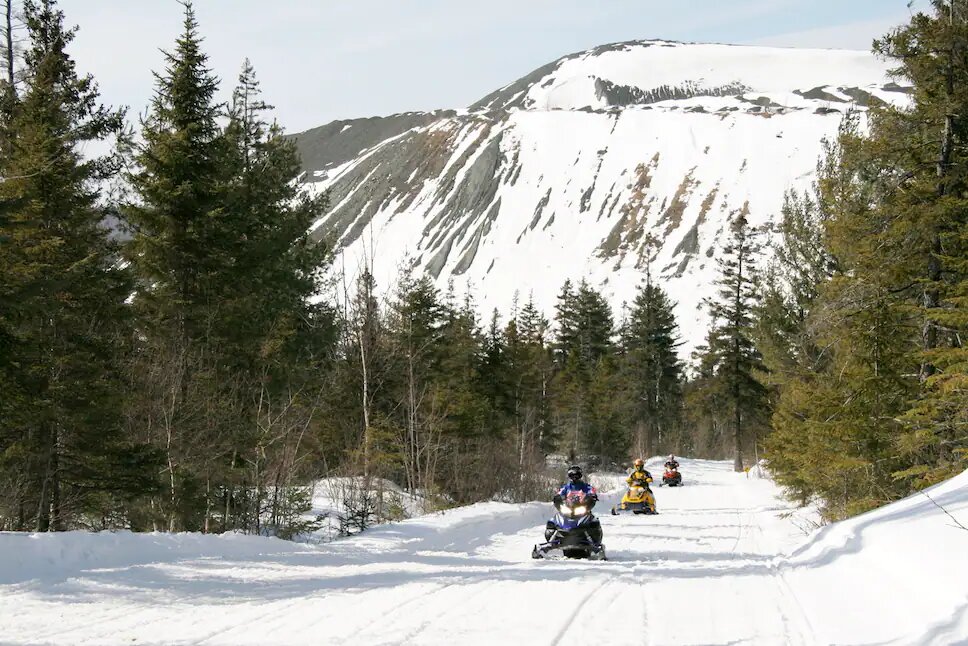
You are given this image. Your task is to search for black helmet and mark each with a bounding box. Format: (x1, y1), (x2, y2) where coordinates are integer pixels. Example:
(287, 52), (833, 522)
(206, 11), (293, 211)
(567, 465), (583, 482)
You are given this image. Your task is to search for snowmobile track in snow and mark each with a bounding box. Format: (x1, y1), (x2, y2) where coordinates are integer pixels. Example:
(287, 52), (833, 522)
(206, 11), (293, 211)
(548, 576), (614, 646)
(3, 459), (967, 645)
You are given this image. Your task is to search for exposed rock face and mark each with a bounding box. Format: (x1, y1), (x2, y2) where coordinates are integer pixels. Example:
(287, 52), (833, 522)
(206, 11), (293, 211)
(291, 39), (908, 353)
(594, 78), (751, 107)
(292, 111), (455, 179)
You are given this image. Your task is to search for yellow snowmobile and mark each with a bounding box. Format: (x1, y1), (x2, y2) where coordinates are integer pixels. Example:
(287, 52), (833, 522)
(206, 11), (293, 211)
(611, 478), (657, 515)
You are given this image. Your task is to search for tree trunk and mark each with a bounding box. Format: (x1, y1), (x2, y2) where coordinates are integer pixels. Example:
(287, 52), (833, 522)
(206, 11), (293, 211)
(35, 453), (50, 531)
(203, 477), (211, 534)
(360, 337), (371, 480)
(223, 486), (231, 532)
(166, 422), (177, 532)
(645, 419), (654, 458)
(5, 0), (13, 87)
(35, 421), (57, 531)
(16, 492), (25, 531)
(733, 240), (745, 472)
(407, 343), (417, 496)
(922, 3), (961, 381)
(254, 451), (262, 535)
(49, 426), (62, 531)
(733, 407), (744, 473)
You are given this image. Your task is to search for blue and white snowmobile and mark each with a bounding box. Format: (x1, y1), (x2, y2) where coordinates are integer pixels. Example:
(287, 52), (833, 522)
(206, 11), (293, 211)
(531, 490), (606, 560)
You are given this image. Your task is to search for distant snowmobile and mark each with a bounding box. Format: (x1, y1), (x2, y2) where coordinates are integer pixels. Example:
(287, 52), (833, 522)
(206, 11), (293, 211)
(611, 478), (657, 515)
(532, 490), (606, 560)
(662, 467), (683, 487)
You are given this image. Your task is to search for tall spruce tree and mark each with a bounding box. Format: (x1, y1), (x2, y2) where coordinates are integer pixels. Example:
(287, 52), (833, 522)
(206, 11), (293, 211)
(214, 59), (335, 534)
(0, 0), (156, 530)
(873, 0), (968, 486)
(126, 1), (225, 343)
(508, 295), (555, 460)
(552, 279), (618, 461)
(684, 331), (729, 458)
(622, 276), (683, 457)
(124, 2), (238, 531)
(124, 12), (337, 533)
(702, 214), (769, 471)
(436, 290), (493, 499)
(755, 190), (833, 381)
(387, 270), (447, 498)
(479, 309), (512, 439)
(220, 58), (332, 370)
(0, 1), (20, 530)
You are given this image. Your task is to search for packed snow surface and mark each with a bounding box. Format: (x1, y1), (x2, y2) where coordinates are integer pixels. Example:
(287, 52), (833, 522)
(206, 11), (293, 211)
(2, 459), (966, 645)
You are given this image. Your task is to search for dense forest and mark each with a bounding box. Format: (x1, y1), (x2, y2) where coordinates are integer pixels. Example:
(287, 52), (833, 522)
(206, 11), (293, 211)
(0, 0), (965, 536)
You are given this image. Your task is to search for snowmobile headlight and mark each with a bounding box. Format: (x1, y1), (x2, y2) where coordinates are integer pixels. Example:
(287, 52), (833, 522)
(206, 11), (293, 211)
(572, 505), (587, 516)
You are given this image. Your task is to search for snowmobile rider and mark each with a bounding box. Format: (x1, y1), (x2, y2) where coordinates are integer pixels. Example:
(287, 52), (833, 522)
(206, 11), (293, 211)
(552, 465), (602, 545)
(665, 455), (680, 471)
(554, 465), (599, 507)
(627, 458), (653, 487)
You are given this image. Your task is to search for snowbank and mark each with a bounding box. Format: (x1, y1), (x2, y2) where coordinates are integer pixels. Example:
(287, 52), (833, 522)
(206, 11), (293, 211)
(0, 530), (313, 586)
(780, 469), (968, 645)
(303, 476), (431, 542)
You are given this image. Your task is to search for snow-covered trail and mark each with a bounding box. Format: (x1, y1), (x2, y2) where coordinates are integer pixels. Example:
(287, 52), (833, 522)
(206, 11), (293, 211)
(2, 459), (967, 646)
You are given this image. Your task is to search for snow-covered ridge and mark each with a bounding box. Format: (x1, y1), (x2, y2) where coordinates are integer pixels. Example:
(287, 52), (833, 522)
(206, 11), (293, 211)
(474, 39), (900, 112)
(291, 41), (909, 353)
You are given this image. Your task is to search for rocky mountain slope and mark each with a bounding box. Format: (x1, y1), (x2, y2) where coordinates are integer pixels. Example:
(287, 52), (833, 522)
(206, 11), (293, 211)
(292, 40), (907, 351)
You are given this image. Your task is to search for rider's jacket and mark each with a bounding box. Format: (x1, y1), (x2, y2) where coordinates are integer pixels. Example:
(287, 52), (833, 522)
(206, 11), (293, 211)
(627, 469), (653, 485)
(665, 460), (679, 471)
(556, 481), (598, 501)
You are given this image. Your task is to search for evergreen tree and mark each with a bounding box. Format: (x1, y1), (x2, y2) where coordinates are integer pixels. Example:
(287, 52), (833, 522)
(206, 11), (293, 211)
(552, 280), (617, 461)
(124, 31), (336, 533)
(768, 2), (968, 515)
(575, 281), (616, 367)
(684, 332), (729, 459)
(766, 288), (914, 517)
(387, 270), (447, 498)
(126, 1), (226, 343)
(220, 59), (332, 370)
(755, 190), (833, 382)
(554, 280), (614, 369)
(703, 214), (769, 471)
(436, 290), (493, 499)
(622, 276), (683, 457)
(764, 117), (920, 517)
(214, 59), (335, 534)
(509, 295), (555, 457)
(584, 354), (630, 464)
(123, 1), (231, 531)
(553, 279), (578, 363)
(873, 1), (968, 486)
(479, 309), (513, 436)
(0, 0), (156, 530)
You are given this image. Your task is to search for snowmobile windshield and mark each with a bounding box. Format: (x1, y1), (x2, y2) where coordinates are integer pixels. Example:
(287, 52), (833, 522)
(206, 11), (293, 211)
(559, 491), (591, 516)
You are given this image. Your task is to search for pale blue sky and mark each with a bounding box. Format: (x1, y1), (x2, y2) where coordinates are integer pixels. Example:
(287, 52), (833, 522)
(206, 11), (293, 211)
(58, 0), (925, 134)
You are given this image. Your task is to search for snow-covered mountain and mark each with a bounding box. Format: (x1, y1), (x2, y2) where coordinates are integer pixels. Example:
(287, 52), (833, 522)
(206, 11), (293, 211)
(292, 40), (908, 351)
